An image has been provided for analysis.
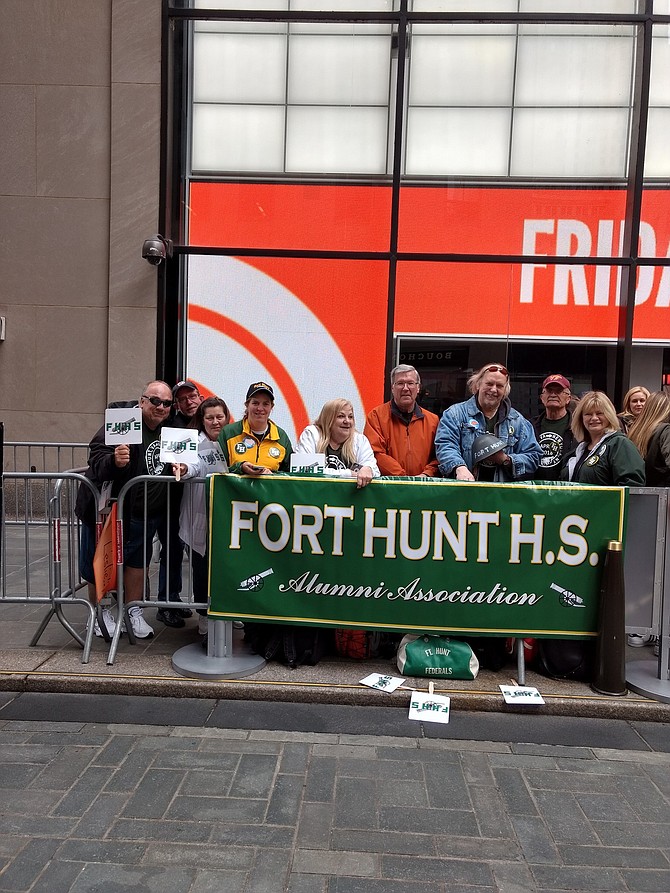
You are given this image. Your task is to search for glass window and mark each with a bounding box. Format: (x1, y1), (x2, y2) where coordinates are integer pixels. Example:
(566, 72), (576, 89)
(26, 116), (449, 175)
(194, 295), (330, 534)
(511, 108), (629, 178)
(405, 108), (511, 176)
(408, 35), (516, 105)
(288, 34), (390, 105)
(515, 35), (633, 106)
(193, 32), (288, 103)
(286, 106), (389, 174)
(192, 104), (286, 172)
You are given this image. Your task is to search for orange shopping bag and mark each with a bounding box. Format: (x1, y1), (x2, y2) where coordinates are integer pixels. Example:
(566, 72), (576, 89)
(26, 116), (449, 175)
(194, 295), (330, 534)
(92, 502), (119, 603)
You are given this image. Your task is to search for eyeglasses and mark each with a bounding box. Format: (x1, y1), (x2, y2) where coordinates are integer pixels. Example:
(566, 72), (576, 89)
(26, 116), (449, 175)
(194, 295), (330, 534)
(176, 392), (201, 403)
(392, 379), (419, 389)
(484, 365), (509, 377)
(142, 395), (173, 408)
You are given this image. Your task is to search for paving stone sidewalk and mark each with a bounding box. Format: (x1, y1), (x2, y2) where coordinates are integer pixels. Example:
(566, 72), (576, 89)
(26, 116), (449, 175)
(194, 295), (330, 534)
(1, 717), (670, 893)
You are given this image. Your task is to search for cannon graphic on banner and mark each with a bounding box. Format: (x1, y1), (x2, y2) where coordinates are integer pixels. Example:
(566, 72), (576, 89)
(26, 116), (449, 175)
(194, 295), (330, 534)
(238, 568), (274, 592)
(550, 582), (586, 608)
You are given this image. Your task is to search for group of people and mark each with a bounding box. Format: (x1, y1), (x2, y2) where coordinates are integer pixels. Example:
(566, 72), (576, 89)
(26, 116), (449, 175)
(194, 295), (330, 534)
(76, 364), (670, 648)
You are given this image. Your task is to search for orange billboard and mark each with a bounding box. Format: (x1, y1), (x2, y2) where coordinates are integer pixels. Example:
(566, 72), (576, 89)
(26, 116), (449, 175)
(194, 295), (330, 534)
(185, 183), (670, 433)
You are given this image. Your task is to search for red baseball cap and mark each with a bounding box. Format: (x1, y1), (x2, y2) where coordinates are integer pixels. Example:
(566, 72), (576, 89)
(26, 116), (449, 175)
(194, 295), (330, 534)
(542, 374), (570, 390)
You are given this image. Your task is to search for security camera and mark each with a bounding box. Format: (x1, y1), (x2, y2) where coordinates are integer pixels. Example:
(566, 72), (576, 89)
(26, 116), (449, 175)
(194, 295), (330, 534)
(141, 234), (173, 266)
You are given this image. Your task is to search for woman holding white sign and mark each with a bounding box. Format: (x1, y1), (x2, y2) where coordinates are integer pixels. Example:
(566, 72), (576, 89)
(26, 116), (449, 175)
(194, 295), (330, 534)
(296, 398), (379, 488)
(173, 396), (230, 634)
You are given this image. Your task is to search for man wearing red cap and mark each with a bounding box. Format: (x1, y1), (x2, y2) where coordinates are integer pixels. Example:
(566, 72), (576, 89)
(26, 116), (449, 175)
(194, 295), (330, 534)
(533, 374), (576, 481)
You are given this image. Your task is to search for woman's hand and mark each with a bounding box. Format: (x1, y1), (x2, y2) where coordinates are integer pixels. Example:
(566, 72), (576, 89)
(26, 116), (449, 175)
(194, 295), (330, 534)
(356, 465), (373, 489)
(172, 462), (188, 480)
(241, 462), (271, 476)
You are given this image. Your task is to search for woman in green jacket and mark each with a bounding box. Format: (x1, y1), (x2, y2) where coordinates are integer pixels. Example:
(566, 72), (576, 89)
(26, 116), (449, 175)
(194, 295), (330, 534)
(561, 391), (645, 486)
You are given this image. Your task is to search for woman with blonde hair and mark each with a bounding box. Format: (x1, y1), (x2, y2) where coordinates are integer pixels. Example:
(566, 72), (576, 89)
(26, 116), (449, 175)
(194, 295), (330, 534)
(628, 391), (670, 486)
(561, 391), (644, 486)
(618, 385), (650, 434)
(296, 398), (379, 488)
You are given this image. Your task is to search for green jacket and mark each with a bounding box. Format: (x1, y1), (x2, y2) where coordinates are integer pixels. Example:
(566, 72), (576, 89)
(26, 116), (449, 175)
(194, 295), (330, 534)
(561, 430), (645, 486)
(220, 417), (293, 474)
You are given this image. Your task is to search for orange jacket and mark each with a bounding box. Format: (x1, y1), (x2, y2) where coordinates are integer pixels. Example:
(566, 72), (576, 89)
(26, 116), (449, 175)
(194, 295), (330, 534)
(363, 401), (440, 477)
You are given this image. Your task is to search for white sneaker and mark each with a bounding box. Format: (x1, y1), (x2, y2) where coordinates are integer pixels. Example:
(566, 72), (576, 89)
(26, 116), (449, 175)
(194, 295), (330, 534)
(90, 607), (124, 638)
(128, 606), (154, 639)
(198, 615), (208, 636)
(627, 634), (651, 647)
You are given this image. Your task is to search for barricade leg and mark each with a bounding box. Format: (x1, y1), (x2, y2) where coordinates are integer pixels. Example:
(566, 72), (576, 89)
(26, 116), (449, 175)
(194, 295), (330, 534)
(172, 618), (266, 679)
(516, 638), (526, 686)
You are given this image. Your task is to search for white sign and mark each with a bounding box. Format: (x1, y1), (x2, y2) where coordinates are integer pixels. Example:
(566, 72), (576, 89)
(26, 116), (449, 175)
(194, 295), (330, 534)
(104, 408), (142, 445)
(159, 427), (199, 465)
(360, 673), (405, 693)
(408, 690), (451, 724)
(290, 453), (325, 475)
(499, 685), (545, 706)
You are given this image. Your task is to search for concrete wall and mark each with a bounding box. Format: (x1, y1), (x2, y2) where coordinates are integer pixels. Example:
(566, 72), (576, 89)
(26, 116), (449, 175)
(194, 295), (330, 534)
(0, 0), (162, 448)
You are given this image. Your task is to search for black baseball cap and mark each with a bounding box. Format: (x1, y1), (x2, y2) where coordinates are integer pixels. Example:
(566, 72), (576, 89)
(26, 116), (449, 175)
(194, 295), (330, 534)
(246, 381), (275, 400)
(172, 380), (199, 398)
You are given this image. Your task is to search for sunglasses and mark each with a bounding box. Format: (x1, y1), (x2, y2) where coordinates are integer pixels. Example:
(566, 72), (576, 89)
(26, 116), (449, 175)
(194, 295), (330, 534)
(484, 364), (509, 376)
(142, 395), (173, 408)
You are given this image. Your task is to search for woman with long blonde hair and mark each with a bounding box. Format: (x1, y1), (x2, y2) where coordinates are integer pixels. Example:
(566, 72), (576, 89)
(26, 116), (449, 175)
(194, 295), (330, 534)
(296, 398), (379, 488)
(561, 391), (644, 486)
(628, 391), (670, 483)
(618, 385), (650, 434)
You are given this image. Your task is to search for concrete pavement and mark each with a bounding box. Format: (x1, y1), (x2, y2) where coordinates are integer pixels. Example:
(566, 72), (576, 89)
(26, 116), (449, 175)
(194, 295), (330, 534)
(1, 692), (670, 893)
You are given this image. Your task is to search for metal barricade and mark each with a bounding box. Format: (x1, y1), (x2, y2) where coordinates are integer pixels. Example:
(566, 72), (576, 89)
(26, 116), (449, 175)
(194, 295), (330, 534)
(3, 442), (89, 524)
(626, 488), (670, 701)
(106, 474), (208, 665)
(1, 472), (98, 663)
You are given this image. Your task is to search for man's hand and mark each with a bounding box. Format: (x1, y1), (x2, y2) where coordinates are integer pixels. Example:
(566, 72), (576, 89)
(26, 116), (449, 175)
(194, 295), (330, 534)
(455, 465), (475, 482)
(489, 452), (512, 467)
(114, 444), (130, 468)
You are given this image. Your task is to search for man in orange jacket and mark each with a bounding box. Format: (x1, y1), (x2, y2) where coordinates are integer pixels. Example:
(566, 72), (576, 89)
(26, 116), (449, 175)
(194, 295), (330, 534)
(364, 364), (440, 477)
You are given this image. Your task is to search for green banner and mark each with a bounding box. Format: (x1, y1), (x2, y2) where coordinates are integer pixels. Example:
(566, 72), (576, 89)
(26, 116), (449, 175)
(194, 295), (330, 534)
(208, 474), (627, 638)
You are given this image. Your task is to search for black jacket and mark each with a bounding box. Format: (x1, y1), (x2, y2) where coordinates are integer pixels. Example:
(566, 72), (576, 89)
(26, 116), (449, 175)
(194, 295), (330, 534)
(74, 422), (150, 525)
(645, 423), (670, 487)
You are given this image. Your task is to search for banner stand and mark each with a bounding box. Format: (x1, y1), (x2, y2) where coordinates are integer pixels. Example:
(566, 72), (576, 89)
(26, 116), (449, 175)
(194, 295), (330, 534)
(172, 619), (266, 680)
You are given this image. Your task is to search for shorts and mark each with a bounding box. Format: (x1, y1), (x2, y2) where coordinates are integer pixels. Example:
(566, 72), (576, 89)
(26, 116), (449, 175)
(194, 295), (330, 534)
(124, 515), (164, 569)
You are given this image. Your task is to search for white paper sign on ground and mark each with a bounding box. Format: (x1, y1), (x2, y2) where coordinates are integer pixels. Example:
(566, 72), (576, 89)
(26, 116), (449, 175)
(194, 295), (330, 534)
(499, 685), (545, 705)
(408, 690), (451, 724)
(360, 673), (405, 692)
(159, 427), (199, 465)
(290, 453), (325, 474)
(104, 408), (143, 445)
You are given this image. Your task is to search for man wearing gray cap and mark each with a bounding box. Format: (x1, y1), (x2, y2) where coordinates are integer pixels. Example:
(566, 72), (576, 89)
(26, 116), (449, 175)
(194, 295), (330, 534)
(532, 374), (576, 481)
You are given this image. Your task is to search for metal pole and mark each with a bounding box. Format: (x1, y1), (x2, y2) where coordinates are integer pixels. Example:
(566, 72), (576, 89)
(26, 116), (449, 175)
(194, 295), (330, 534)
(591, 541), (627, 696)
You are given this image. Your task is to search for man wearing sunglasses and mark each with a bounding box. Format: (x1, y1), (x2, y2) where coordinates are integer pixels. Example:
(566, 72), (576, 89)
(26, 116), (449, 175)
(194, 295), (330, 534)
(76, 381), (177, 639)
(435, 362), (542, 483)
